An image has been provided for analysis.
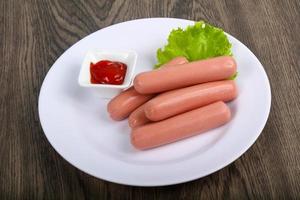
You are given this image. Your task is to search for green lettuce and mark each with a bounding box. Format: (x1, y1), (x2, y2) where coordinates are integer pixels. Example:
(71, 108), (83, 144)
(155, 21), (233, 68)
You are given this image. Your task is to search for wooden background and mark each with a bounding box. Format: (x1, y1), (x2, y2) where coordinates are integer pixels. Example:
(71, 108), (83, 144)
(1, 0), (299, 199)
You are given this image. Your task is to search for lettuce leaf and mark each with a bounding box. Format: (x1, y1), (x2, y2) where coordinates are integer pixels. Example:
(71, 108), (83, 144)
(229, 72), (238, 80)
(155, 21), (232, 68)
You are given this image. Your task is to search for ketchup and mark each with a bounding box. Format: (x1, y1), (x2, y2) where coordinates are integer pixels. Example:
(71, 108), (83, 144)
(90, 60), (127, 85)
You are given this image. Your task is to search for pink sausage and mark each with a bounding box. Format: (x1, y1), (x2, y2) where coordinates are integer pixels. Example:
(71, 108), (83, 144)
(161, 56), (188, 67)
(131, 101), (231, 150)
(128, 104), (149, 128)
(144, 80), (237, 121)
(127, 56), (189, 126)
(134, 56), (237, 94)
(107, 87), (154, 121)
(108, 57), (188, 121)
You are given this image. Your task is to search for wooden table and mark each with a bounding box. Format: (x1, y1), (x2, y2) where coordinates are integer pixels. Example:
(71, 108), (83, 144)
(1, 0), (299, 199)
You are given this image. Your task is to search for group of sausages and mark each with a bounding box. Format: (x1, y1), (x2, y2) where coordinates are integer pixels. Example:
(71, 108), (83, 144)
(107, 56), (238, 150)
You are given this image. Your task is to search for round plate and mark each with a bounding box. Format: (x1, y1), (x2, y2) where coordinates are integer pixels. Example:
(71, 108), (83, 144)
(38, 18), (271, 186)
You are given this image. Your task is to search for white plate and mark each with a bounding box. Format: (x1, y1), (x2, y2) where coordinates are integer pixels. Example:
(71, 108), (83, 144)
(38, 18), (271, 186)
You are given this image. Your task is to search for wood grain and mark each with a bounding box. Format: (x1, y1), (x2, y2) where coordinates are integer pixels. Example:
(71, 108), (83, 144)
(1, 0), (299, 199)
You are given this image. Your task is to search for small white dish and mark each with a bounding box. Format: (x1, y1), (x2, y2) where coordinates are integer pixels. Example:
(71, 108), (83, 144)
(78, 50), (137, 98)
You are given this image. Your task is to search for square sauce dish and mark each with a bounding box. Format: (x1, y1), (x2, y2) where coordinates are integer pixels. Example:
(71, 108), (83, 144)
(78, 50), (138, 98)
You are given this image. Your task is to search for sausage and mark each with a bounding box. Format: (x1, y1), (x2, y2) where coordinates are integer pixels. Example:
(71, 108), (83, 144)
(107, 87), (154, 121)
(128, 104), (149, 128)
(108, 57), (188, 121)
(126, 57), (189, 125)
(144, 80), (237, 121)
(131, 101), (231, 150)
(161, 56), (188, 67)
(134, 56), (237, 94)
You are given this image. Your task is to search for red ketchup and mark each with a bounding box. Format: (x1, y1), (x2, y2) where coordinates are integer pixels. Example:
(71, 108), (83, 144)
(90, 60), (127, 85)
